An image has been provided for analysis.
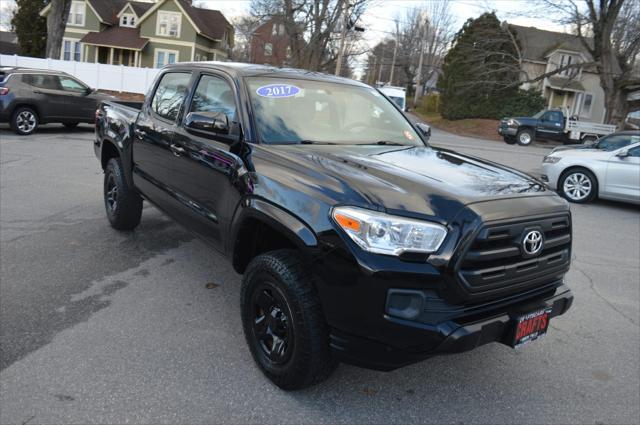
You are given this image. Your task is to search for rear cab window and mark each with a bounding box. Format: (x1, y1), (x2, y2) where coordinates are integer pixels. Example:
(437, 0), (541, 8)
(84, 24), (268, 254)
(150, 72), (191, 122)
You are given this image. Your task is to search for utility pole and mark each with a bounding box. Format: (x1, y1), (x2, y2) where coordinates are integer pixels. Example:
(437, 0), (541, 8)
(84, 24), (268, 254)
(335, 0), (350, 76)
(413, 13), (429, 107)
(369, 55), (377, 85)
(389, 40), (398, 85)
(389, 19), (399, 85)
(377, 47), (385, 84)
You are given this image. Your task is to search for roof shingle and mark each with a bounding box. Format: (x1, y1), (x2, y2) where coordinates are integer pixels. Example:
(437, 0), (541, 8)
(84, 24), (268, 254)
(80, 26), (149, 50)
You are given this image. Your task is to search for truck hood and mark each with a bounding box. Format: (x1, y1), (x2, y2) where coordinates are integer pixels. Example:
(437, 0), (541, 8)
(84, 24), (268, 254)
(255, 145), (548, 223)
(502, 116), (538, 126)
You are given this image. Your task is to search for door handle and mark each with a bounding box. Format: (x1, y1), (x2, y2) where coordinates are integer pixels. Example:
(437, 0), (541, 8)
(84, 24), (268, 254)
(170, 144), (185, 156)
(33, 90), (43, 94)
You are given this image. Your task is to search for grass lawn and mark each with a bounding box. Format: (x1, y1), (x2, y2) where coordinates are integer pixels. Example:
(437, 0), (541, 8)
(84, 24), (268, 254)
(416, 112), (502, 141)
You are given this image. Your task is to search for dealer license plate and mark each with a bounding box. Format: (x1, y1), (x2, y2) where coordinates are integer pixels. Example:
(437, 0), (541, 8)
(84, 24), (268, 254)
(511, 307), (552, 348)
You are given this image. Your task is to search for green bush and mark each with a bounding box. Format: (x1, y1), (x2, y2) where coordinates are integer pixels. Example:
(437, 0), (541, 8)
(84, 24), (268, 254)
(499, 89), (546, 118)
(417, 93), (441, 114)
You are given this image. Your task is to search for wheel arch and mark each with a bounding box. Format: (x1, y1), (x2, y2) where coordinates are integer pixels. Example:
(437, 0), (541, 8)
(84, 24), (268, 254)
(558, 165), (600, 196)
(11, 103), (41, 121)
(101, 139), (121, 170)
(229, 198), (318, 274)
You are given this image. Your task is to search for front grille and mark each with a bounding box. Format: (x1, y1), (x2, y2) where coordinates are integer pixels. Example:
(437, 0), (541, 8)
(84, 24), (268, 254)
(457, 214), (571, 297)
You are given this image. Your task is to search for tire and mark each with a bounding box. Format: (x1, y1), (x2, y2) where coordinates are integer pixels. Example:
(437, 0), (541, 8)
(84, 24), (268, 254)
(103, 157), (143, 230)
(63, 122), (79, 129)
(516, 128), (534, 146)
(558, 168), (598, 204)
(10, 106), (39, 135)
(241, 249), (337, 390)
(581, 136), (597, 145)
(503, 136), (516, 145)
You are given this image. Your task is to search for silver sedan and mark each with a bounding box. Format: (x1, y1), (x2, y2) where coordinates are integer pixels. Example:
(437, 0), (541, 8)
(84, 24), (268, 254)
(541, 131), (640, 204)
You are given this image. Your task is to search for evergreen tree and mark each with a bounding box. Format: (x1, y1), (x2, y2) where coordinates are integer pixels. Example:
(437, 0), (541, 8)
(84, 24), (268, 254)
(11, 0), (48, 58)
(437, 13), (520, 120)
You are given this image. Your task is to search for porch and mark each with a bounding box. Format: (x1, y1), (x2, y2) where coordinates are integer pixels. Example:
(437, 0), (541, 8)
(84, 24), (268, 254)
(80, 27), (149, 67)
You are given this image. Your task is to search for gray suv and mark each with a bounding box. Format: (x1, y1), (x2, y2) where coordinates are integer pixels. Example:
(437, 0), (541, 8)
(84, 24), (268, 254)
(0, 67), (114, 135)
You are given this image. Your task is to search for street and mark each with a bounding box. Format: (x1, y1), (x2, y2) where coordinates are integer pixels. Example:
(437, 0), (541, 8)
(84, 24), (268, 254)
(1, 124), (638, 424)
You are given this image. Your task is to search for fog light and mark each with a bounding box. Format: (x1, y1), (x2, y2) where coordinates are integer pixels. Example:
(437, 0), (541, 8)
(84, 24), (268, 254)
(386, 289), (425, 320)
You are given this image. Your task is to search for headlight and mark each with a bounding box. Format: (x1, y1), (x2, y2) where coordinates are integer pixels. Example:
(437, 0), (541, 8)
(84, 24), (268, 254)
(543, 156), (561, 164)
(507, 119), (517, 126)
(332, 206), (447, 256)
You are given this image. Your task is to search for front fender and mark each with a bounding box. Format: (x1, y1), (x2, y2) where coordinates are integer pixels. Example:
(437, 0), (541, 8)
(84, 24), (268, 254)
(228, 196), (318, 252)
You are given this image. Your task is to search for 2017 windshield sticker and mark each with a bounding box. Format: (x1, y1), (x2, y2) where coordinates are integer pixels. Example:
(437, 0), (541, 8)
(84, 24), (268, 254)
(256, 84), (301, 98)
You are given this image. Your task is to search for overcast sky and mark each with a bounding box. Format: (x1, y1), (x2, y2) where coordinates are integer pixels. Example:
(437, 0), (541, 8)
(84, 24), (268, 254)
(0, 0), (567, 70)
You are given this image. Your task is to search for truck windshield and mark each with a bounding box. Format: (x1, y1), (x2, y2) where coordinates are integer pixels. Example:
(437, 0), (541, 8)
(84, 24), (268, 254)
(246, 78), (422, 146)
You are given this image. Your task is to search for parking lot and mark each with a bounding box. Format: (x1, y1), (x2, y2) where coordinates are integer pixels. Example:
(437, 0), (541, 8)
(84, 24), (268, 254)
(1, 124), (638, 424)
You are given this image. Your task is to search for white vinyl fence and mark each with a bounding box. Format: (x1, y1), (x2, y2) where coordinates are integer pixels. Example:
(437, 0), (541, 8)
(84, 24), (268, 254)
(0, 54), (161, 94)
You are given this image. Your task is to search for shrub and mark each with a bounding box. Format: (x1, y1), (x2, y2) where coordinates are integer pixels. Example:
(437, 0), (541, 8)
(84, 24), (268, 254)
(499, 89), (546, 118)
(417, 93), (441, 114)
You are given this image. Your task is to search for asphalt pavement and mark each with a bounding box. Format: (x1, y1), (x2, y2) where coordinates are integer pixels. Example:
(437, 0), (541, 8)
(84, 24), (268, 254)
(1, 124), (638, 424)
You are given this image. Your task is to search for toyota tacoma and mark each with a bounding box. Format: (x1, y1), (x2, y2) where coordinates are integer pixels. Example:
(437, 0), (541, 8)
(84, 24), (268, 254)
(94, 63), (574, 390)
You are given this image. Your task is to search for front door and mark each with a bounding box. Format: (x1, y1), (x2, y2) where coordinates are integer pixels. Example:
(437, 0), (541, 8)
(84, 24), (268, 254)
(132, 72), (192, 208)
(604, 144), (640, 202)
(166, 72), (243, 250)
(536, 110), (564, 141)
(56, 75), (95, 121)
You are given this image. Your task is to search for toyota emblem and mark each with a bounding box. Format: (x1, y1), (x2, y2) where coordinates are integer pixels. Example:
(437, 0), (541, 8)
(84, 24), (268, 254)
(522, 230), (544, 256)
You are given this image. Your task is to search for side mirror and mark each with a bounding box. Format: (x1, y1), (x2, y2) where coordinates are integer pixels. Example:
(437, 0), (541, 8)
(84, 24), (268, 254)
(185, 111), (229, 135)
(616, 149), (630, 158)
(415, 122), (431, 140)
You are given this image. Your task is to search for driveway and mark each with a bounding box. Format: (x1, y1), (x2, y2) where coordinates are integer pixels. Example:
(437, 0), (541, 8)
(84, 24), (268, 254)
(1, 125), (638, 424)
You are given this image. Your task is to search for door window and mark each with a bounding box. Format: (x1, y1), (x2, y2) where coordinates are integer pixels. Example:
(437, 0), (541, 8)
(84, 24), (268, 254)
(595, 134), (636, 152)
(150, 72), (191, 122)
(190, 75), (236, 119)
(23, 74), (61, 90)
(59, 76), (87, 93)
(628, 146), (640, 157)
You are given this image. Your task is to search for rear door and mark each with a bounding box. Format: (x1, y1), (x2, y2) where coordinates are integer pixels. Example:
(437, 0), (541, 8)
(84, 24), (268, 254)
(164, 72), (244, 250)
(132, 71), (192, 209)
(536, 111), (564, 141)
(21, 74), (67, 120)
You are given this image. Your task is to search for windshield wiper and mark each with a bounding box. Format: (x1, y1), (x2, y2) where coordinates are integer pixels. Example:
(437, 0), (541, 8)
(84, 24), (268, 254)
(357, 141), (406, 146)
(298, 140), (337, 145)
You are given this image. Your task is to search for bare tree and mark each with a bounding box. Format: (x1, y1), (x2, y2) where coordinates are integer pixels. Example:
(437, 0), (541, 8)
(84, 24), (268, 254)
(250, 0), (368, 72)
(231, 15), (263, 62)
(364, 1), (455, 95)
(45, 0), (72, 59)
(532, 0), (640, 124)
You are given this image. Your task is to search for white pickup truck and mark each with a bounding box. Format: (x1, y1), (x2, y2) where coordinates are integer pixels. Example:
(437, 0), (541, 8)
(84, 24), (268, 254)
(498, 108), (617, 146)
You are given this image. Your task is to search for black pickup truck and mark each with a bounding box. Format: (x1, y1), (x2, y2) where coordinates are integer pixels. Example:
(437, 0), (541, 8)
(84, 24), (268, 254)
(95, 63), (573, 390)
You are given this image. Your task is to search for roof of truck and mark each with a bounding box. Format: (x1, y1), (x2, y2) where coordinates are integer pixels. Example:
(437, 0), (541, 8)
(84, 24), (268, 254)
(164, 62), (370, 88)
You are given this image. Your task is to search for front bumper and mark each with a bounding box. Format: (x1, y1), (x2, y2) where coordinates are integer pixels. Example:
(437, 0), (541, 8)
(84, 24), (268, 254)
(541, 162), (563, 190)
(329, 284), (573, 371)
(498, 125), (517, 137)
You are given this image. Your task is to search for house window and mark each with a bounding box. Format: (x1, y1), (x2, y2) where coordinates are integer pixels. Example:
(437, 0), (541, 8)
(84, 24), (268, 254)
(559, 54), (579, 78)
(155, 49), (179, 68)
(121, 14), (136, 27)
(271, 23), (284, 36)
(157, 11), (182, 37)
(67, 1), (85, 27)
(264, 43), (273, 56)
(581, 93), (594, 117)
(62, 39), (82, 61)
